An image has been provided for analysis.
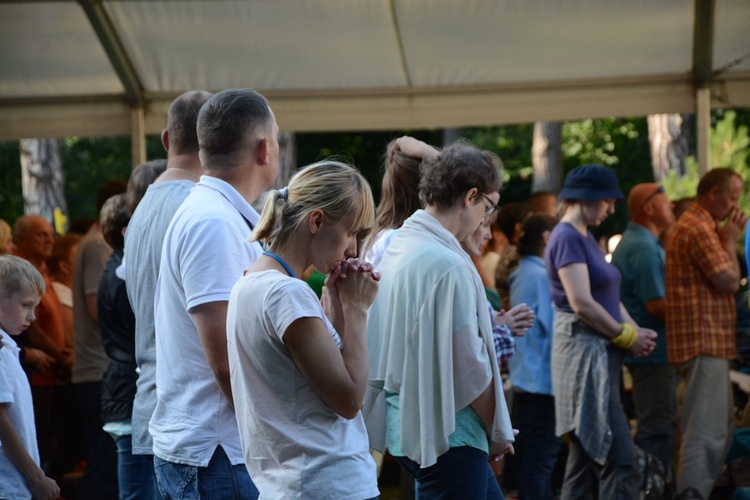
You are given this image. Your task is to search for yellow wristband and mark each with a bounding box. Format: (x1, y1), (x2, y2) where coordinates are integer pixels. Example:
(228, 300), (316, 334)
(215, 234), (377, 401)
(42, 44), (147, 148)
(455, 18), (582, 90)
(611, 323), (637, 349)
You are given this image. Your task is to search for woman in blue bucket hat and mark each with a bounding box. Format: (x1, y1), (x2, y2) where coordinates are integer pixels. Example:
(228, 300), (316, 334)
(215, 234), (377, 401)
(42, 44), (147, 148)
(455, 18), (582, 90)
(545, 164), (657, 499)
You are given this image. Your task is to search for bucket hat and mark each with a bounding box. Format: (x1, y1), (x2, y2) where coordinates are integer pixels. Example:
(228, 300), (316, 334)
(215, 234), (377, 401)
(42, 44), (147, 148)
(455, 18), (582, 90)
(559, 164), (624, 201)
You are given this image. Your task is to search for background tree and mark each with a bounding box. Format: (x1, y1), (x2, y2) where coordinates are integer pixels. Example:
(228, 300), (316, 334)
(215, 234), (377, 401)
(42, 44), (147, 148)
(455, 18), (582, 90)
(647, 113), (691, 181)
(273, 131), (297, 189)
(663, 110), (750, 212)
(0, 108), (747, 233)
(531, 121), (563, 194)
(19, 138), (68, 232)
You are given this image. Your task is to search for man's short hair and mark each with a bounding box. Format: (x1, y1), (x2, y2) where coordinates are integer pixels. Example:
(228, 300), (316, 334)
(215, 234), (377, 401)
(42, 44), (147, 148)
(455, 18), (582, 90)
(168, 90), (213, 154)
(0, 254), (45, 298)
(197, 88), (273, 169)
(697, 167), (740, 197)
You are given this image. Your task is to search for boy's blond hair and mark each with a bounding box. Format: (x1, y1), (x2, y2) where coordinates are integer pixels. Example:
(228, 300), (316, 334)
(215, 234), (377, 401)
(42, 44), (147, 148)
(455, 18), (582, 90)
(0, 255), (45, 298)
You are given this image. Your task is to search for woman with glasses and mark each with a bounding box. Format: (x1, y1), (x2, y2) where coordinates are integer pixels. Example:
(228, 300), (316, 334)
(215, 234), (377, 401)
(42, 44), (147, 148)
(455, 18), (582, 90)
(545, 164), (656, 499)
(365, 142), (515, 499)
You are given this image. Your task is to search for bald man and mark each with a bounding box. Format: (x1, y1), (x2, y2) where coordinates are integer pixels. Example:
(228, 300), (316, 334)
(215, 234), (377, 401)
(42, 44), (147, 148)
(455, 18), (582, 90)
(611, 184), (676, 481)
(13, 215), (71, 463)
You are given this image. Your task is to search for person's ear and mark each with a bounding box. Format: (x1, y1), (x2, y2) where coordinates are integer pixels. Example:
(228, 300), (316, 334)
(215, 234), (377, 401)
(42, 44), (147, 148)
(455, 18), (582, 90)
(308, 209), (324, 235)
(256, 137), (270, 165)
(463, 187), (479, 208)
(161, 129), (169, 152)
(642, 201), (654, 216)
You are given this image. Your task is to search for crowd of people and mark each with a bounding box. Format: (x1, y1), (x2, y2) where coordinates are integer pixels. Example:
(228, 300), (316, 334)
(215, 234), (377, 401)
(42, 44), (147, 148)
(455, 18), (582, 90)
(0, 86), (748, 500)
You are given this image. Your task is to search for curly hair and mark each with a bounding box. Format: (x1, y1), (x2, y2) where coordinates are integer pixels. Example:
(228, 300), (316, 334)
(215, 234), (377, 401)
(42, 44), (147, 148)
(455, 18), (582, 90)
(418, 141), (503, 210)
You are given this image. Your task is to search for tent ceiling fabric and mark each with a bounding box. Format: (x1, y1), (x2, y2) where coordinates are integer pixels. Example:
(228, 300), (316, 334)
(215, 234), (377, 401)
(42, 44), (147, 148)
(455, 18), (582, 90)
(0, 0), (748, 140)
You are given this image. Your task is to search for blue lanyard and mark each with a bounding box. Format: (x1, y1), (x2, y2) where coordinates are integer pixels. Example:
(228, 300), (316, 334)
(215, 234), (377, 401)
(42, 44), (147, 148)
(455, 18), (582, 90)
(262, 251), (297, 278)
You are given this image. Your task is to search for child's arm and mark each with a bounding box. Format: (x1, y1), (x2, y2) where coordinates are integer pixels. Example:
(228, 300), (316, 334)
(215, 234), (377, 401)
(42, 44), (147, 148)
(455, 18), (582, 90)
(0, 404), (59, 500)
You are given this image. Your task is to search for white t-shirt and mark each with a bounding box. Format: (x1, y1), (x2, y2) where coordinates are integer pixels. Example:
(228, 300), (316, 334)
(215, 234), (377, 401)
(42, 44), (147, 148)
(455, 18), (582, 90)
(150, 176), (261, 467)
(0, 330), (39, 499)
(364, 228), (398, 271)
(227, 271), (378, 500)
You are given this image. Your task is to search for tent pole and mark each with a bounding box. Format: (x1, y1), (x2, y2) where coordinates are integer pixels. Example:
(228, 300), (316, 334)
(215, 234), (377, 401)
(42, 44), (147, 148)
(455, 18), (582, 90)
(695, 87), (711, 175)
(131, 106), (146, 169)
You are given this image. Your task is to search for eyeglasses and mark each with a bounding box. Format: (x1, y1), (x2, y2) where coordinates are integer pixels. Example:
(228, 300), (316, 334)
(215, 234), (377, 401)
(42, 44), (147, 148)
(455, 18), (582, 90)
(643, 186), (665, 205)
(479, 192), (499, 217)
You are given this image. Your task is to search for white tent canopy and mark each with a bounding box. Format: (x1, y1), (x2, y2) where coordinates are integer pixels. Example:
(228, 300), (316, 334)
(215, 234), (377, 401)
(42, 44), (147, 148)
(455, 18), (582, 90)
(1, 0), (749, 164)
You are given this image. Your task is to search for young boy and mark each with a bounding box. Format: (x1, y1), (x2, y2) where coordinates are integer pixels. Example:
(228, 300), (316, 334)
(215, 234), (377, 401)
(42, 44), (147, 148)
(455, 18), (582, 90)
(0, 254), (60, 500)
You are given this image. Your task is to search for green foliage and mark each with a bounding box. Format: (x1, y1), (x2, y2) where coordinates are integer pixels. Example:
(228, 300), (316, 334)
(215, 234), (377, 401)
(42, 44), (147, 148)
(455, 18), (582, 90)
(664, 110), (750, 212)
(296, 130), (442, 204)
(62, 135), (165, 223)
(0, 135), (165, 226)
(662, 159), (700, 201)
(0, 141), (23, 224)
(0, 107), (747, 237)
(462, 124), (534, 202)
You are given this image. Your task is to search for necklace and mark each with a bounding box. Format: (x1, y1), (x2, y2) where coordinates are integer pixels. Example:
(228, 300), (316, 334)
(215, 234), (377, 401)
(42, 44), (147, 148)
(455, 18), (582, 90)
(170, 167), (200, 181)
(262, 251), (297, 278)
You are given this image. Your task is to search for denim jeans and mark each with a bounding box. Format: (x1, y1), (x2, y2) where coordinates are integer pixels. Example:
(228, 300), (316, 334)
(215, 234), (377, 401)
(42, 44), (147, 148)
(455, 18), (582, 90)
(511, 391), (561, 500)
(396, 446), (504, 500)
(154, 446), (258, 500)
(109, 433), (158, 500)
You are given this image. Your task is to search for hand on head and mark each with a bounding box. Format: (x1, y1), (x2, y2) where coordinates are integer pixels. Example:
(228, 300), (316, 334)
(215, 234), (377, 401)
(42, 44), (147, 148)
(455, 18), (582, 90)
(394, 136), (439, 162)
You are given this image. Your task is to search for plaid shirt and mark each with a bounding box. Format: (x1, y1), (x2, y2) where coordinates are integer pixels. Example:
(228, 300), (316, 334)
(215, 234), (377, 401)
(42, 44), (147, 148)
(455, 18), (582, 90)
(665, 203), (736, 364)
(493, 323), (515, 362)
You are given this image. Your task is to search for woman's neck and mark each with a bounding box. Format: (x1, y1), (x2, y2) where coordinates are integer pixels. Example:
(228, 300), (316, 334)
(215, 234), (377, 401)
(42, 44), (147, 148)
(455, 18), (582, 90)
(561, 206), (589, 236)
(266, 232), (314, 279)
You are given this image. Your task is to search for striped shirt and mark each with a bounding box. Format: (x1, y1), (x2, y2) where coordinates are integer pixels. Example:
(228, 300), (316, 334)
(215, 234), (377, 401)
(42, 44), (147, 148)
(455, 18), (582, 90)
(665, 203), (736, 364)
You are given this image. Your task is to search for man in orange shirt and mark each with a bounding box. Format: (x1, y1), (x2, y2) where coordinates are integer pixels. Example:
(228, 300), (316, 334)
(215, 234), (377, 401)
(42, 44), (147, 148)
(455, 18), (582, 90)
(665, 168), (747, 500)
(13, 215), (72, 463)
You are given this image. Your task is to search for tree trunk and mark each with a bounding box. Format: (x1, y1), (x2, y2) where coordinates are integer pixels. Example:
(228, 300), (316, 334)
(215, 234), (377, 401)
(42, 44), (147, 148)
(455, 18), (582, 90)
(19, 138), (68, 232)
(442, 128), (462, 147)
(531, 121), (563, 193)
(274, 131), (297, 189)
(647, 113), (690, 181)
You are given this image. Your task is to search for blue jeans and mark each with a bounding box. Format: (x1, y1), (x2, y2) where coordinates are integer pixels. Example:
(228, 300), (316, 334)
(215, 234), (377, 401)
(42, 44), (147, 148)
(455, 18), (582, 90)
(154, 446), (258, 500)
(510, 391), (561, 500)
(109, 433), (158, 500)
(75, 381), (118, 499)
(396, 446), (504, 500)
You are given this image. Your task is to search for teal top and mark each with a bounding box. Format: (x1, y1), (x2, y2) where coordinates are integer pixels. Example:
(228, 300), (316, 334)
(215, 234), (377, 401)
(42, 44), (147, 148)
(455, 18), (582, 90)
(385, 391), (488, 458)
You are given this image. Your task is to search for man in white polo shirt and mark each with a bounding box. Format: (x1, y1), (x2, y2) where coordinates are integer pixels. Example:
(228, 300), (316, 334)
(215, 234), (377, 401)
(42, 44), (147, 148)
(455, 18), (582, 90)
(150, 88), (279, 499)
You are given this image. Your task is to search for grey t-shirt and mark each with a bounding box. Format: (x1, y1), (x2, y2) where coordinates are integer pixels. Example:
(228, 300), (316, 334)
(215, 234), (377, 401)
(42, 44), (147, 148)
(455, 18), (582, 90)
(72, 227), (112, 383)
(125, 180), (194, 455)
